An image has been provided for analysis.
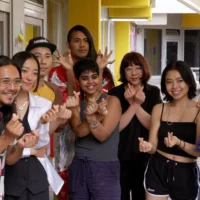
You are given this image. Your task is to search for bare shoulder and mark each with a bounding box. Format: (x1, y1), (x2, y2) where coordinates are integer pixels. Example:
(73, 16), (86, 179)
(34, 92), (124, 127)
(152, 102), (164, 113)
(107, 95), (120, 104)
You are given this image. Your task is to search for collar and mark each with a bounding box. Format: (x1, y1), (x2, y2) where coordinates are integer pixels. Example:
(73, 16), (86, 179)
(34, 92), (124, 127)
(28, 92), (46, 108)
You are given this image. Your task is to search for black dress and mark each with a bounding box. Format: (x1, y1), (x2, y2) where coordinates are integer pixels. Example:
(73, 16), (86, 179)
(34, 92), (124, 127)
(4, 108), (49, 200)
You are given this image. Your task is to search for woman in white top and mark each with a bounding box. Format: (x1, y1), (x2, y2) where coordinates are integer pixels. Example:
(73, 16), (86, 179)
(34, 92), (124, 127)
(4, 51), (71, 200)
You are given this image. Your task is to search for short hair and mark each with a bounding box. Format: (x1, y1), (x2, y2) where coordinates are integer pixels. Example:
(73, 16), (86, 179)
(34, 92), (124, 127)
(12, 51), (40, 92)
(119, 52), (151, 84)
(161, 61), (196, 101)
(73, 57), (99, 80)
(0, 55), (21, 78)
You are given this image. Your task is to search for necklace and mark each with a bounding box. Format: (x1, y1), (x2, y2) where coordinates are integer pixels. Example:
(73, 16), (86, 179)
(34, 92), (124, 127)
(167, 103), (189, 125)
(84, 93), (102, 103)
(15, 101), (28, 111)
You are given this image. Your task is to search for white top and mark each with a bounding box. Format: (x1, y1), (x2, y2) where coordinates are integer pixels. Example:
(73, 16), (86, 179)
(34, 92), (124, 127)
(23, 92), (52, 154)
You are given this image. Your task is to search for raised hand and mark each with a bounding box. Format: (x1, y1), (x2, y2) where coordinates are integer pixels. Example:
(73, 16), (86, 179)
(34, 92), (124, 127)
(66, 91), (80, 108)
(57, 103), (72, 120)
(124, 83), (137, 104)
(97, 98), (108, 116)
(85, 98), (98, 116)
(31, 145), (48, 158)
(134, 86), (145, 105)
(40, 105), (59, 124)
(138, 137), (152, 152)
(5, 113), (24, 139)
(17, 129), (39, 148)
(164, 132), (179, 148)
(53, 49), (74, 71)
(96, 47), (114, 70)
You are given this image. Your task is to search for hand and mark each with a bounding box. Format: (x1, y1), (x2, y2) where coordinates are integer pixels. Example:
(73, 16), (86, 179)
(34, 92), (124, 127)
(57, 103), (72, 120)
(197, 97), (200, 109)
(85, 98), (98, 116)
(164, 132), (179, 148)
(96, 47), (114, 70)
(53, 49), (73, 71)
(138, 137), (152, 152)
(134, 86), (145, 105)
(17, 129), (39, 148)
(40, 105), (59, 124)
(31, 146), (48, 158)
(124, 83), (137, 104)
(97, 98), (108, 116)
(66, 91), (80, 108)
(5, 113), (24, 139)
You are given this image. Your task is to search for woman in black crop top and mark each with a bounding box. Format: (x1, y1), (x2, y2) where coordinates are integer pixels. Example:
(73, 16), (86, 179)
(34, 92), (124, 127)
(139, 61), (200, 200)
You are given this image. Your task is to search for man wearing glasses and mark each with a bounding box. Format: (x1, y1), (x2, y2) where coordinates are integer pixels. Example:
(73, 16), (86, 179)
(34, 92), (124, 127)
(0, 55), (24, 152)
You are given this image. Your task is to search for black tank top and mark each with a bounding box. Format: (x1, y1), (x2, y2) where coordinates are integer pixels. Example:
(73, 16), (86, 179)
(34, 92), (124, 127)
(157, 103), (200, 159)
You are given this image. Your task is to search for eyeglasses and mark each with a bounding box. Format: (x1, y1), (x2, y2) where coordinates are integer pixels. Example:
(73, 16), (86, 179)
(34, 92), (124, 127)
(0, 78), (22, 88)
(125, 66), (142, 73)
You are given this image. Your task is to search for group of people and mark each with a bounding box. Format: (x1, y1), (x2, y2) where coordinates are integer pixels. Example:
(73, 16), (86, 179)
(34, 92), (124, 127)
(0, 24), (199, 200)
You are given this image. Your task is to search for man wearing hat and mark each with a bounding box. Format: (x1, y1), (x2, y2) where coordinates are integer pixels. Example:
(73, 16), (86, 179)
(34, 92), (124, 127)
(26, 36), (63, 106)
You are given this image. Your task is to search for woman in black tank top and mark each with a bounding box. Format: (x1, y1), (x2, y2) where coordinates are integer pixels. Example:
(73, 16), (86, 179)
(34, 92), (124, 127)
(139, 61), (200, 200)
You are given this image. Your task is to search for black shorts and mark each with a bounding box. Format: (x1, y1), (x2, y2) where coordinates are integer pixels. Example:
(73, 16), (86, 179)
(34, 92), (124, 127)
(144, 152), (200, 200)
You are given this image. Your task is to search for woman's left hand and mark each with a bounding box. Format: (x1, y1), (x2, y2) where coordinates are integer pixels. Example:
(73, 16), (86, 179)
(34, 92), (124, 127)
(57, 103), (72, 120)
(40, 105), (59, 124)
(97, 98), (108, 116)
(85, 98), (98, 116)
(17, 129), (39, 148)
(164, 132), (179, 148)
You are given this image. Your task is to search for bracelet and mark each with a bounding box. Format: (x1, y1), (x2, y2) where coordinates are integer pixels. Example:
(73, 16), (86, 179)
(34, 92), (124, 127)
(88, 120), (99, 129)
(178, 139), (185, 150)
(177, 139), (181, 146)
(182, 140), (185, 150)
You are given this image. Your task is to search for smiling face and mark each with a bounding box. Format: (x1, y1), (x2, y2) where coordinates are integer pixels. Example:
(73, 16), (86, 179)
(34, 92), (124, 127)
(21, 58), (39, 92)
(78, 70), (100, 96)
(0, 64), (21, 106)
(165, 69), (189, 100)
(30, 47), (52, 78)
(124, 63), (143, 87)
(67, 31), (89, 61)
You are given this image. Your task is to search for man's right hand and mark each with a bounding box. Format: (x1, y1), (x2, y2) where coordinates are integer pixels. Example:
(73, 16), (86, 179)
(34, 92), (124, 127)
(5, 113), (24, 140)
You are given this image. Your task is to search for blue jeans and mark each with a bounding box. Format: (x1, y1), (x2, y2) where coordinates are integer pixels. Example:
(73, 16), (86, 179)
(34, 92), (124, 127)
(68, 157), (120, 200)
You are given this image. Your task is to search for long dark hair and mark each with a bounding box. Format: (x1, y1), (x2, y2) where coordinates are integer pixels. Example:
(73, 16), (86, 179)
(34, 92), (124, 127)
(0, 56), (21, 133)
(67, 25), (114, 86)
(12, 51), (40, 92)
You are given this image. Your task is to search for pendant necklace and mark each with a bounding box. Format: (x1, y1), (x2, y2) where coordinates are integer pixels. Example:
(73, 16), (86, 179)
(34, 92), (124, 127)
(15, 101), (28, 111)
(84, 92), (102, 103)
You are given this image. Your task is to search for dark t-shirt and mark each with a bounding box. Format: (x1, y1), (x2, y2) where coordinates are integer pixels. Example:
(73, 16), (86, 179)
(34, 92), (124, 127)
(108, 83), (162, 161)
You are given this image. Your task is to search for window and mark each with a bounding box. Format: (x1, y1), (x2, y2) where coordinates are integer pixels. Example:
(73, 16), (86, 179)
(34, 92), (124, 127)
(184, 30), (200, 82)
(26, 0), (44, 6)
(144, 29), (162, 75)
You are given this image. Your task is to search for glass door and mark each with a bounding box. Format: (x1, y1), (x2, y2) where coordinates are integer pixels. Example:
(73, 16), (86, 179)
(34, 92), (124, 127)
(25, 16), (43, 45)
(0, 11), (9, 55)
(165, 39), (181, 67)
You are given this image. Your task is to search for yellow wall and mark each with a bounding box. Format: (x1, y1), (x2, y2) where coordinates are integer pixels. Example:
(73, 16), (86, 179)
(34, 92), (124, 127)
(68, 0), (101, 51)
(25, 24), (33, 44)
(115, 22), (130, 85)
(182, 14), (200, 27)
